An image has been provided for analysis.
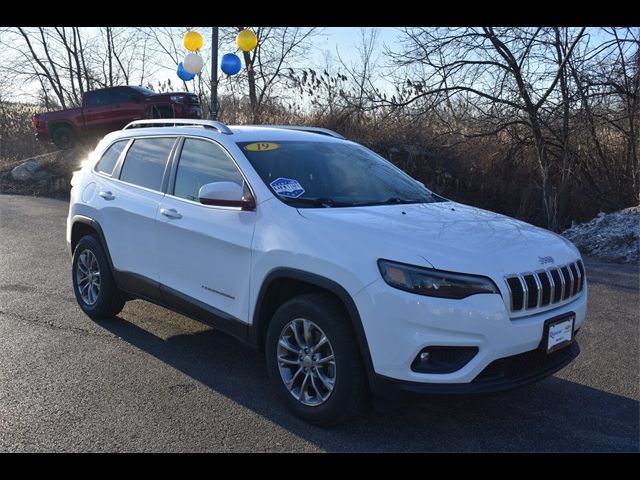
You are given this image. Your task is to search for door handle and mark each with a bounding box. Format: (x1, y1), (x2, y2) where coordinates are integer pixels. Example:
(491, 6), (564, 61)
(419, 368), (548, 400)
(160, 208), (182, 219)
(99, 190), (115, 200)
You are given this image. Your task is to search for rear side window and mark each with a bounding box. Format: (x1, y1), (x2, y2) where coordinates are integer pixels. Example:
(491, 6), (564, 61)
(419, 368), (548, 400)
(95, 140), (128, 175)
(173, 138), (243, 201)
(85, 90), (114, 107)
(119, 137), (175, 191)
(111, 87), (134, 103)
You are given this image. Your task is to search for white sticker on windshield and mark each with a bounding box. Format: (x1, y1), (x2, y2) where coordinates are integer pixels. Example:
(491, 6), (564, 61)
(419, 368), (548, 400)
(270, 177), (305, 198)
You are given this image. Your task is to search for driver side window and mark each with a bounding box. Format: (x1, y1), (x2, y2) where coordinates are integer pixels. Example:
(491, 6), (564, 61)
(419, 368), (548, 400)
(173, 138), (244, 202)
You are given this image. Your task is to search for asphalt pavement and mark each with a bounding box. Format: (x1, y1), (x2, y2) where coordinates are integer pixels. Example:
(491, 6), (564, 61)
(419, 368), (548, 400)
(0, 194), (638, 452)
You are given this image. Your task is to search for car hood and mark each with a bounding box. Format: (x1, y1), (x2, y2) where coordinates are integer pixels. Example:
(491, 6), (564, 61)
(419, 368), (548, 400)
(297, 201), (580, 276)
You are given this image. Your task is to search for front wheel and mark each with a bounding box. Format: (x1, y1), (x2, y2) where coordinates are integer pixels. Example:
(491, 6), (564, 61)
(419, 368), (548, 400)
(265, 293), (369, 425)
(72, 235), (124, 319)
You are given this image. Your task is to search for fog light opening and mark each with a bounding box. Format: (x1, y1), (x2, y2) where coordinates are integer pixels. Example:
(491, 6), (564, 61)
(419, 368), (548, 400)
(411, 346), (479, 374)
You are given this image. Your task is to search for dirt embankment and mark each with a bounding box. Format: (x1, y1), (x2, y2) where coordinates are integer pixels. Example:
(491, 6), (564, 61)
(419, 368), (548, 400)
(0, 147), (93, 198)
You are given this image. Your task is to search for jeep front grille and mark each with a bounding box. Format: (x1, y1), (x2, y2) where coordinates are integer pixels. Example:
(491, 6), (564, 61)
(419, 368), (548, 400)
(504, 260), (585, 312)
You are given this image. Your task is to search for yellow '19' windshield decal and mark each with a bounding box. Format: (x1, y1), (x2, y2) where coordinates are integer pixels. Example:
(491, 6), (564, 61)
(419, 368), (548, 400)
(244, 142), (280, 152)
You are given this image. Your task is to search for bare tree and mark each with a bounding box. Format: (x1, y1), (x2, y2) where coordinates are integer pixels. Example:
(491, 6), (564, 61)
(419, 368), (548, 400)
(336, 28), (381, 124)
(222, 27), (321, 122)
(568, 27), (639, 207)
(388, 27), (587, 229)
(98, 27), (148, 88)
(10, 27), (69, 108)
(0, 27), (156, 108)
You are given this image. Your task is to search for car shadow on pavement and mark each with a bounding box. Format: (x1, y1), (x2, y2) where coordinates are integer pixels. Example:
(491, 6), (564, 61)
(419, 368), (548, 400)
(99, 314), (639, 452)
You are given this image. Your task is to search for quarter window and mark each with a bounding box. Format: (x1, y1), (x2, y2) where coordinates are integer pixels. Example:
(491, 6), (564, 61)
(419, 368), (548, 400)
(95, 140), (128, 175)
(119, 137), (175, 191)
(173, 138), (243, 202)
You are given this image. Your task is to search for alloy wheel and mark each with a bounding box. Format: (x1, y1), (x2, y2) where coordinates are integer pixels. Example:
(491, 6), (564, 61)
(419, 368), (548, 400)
(277, 318), (337, 406)
(76, 249), (101, 305)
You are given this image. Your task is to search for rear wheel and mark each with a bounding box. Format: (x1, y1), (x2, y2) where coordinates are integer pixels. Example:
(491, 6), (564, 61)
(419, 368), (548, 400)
(72, 235), (124, 319)
(51, 125), (75, 149)
(265, 293), (369, 425)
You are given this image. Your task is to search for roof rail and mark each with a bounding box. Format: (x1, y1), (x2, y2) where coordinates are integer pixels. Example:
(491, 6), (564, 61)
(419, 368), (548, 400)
(250, 125), (345, 139)
(123, 119), (233, 135)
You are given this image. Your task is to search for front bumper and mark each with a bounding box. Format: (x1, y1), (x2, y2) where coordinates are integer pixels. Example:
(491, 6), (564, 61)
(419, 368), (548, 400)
(354, 277), (587, 386)
(370, 340), (579, 398)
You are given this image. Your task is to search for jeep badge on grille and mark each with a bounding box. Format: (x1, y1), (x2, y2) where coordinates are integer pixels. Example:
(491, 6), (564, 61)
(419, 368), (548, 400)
(538, 256), (554, 265)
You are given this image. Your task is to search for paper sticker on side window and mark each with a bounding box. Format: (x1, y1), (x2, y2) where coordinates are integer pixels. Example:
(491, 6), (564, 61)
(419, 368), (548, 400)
(270, 177), (305, 198)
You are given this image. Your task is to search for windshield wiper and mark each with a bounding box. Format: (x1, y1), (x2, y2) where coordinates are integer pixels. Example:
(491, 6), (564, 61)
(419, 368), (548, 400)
(382, 197), (420, 204)
(351, 197), (428, 207)
(279, 197), (353, 208)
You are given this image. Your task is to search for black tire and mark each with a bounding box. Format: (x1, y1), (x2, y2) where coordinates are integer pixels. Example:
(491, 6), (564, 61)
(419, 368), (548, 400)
(265, 293), (369, 425)
(72, 235), (124, 320)
(52, 125), (75, 150)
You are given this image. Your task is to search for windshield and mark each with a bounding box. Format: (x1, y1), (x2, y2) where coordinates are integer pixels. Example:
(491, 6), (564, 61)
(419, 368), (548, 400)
(238, 140), (440, 208)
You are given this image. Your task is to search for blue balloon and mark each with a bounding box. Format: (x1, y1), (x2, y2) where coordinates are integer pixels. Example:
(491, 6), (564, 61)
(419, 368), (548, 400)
(177, 62), (196, 81)
(221, 53), (242, 75)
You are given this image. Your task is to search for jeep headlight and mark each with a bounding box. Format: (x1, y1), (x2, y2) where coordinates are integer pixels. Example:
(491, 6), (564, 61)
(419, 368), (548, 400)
(377, 259), (499, 299)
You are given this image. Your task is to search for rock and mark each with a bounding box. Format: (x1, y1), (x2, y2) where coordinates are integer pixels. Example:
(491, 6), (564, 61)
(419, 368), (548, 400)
(51, 177), (68, 193)
(34, 170), (50, 181)
(10, 159), (43, 182)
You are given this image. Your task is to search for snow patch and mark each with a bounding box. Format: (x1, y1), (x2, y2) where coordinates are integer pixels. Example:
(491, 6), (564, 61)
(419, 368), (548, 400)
(562, 206), (640, 264)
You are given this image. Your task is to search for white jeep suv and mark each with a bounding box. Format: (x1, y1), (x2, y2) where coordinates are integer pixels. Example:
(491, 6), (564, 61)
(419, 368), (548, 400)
(67, 119), (587, 424)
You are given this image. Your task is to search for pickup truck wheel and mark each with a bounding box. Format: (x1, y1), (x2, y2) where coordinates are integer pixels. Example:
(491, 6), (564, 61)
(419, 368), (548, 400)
(52, 125), (75, 149)
(72, 235), (125, 320)
(265, 293), (369, 425)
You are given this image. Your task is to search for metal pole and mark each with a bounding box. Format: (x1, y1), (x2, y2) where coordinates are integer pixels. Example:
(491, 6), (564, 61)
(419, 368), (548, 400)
(210, 26), (219, 120)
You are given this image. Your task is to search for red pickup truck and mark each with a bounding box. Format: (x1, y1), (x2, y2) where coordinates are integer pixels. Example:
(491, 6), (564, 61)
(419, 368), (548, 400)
(33, 85), (203, 149)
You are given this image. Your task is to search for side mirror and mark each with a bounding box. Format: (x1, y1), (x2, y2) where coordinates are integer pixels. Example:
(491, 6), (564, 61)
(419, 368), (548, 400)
(198, 182), (255, 210)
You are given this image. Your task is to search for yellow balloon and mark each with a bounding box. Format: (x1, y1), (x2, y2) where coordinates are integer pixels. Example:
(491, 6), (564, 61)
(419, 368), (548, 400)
(236, 29), (258, 52)
(183, 31), (203, 52)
